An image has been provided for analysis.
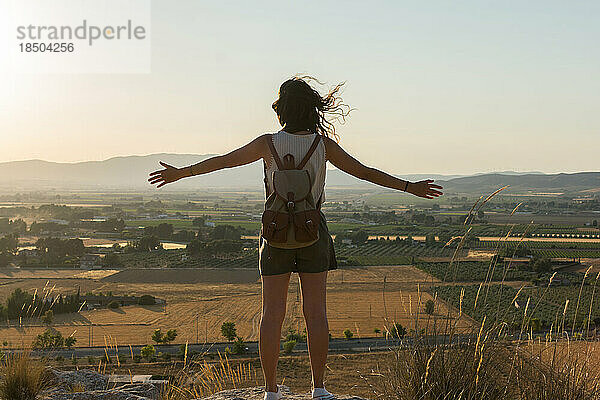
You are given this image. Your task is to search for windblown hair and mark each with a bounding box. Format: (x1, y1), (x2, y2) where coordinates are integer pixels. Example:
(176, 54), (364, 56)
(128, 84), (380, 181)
(272, 75), (352, 141)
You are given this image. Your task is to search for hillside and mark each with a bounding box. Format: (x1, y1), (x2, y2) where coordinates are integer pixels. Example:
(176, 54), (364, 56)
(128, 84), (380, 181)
(0, 154), (598, 195)
(0, 154), (461, 191)
(437, 172), (600, 194)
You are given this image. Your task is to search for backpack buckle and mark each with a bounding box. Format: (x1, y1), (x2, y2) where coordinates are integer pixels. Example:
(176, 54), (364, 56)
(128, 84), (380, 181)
(265, 221), (276, 237)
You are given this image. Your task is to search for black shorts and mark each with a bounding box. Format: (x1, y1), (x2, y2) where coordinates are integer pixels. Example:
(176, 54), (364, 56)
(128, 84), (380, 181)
(258, 211), (338, 276)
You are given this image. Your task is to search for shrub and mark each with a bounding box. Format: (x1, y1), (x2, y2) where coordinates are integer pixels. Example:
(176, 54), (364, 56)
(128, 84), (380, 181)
(64, 336), (76, 348)
(32, 328), (76, 349)
(425, 300), (435, 315)
(138, 295), (156, 305)
(343, 329), (353, 339)
(284, 328), (306, 343)
(390, 323), (407, 339)
(283, 340), (297, 354)
(159, 352), (171, 361)
(41, 310), (54, 325)
(221, 322), (237, 341)
(373, 328), (381, 335)
(141, 344), (156, 360)
(152, 329), (164, 345)
(107, 301), (120, 309)
(232, 337), (247, 354)
(0, 351), (47, 400)
(152, 328), (178, 345)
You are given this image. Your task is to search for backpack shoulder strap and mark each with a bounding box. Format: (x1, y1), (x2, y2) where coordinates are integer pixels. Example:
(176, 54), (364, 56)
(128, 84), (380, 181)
(296, 135), (321, 170)
(266, 134), (284, 170)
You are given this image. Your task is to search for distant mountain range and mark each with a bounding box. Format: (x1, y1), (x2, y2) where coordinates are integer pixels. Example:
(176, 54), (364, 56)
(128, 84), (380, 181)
(0, 154), (598, 195)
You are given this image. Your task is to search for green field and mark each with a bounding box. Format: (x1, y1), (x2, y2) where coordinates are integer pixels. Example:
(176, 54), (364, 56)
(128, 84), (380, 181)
(416, 261), (537, 283)
(432, 283), (600, 329)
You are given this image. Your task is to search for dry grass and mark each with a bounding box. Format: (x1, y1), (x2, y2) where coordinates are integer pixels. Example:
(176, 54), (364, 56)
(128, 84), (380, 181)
(0, 265), (456, 347)
(0, 351), (48, 400)
(159, 349), (259, 400)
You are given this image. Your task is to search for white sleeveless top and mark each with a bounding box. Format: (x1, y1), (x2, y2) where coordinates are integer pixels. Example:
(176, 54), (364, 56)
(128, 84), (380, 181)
(264, 131), (327, 204)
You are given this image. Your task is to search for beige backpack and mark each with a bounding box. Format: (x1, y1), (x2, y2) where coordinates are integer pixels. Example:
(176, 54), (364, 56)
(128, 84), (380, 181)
(261, 135), (322, 249)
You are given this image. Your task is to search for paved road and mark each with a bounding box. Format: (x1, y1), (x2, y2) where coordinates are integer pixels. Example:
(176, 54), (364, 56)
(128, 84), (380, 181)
(27, 337), (402, 359)
(26, 335), (498, 360)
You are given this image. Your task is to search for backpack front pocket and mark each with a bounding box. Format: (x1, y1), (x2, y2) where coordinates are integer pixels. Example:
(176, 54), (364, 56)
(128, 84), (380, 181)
(261, 210), (289, 243)
(293, 210), (321, 242)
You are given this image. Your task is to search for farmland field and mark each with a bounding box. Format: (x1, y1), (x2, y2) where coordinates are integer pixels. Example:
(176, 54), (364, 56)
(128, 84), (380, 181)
(0, 265), (473, 348)
(431, 283), (600, 329)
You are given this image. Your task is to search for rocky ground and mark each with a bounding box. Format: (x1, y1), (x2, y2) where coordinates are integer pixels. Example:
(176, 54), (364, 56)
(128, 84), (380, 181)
(42, 369), (368, 400)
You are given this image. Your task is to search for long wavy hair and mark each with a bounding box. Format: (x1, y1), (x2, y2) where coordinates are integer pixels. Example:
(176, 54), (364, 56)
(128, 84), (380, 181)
(272, 75), (352, 141)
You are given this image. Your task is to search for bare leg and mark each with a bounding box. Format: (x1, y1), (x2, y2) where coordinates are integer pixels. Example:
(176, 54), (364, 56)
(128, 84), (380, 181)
(259, 272), (291, 392)
(298, 271), (329, 389)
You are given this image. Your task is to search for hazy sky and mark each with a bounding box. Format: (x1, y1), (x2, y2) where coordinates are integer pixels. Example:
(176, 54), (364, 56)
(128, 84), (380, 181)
(0, 0), (598, 175)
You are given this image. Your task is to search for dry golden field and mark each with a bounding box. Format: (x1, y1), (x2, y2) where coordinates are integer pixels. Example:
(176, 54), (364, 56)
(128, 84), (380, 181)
(0, 265), (472, 348)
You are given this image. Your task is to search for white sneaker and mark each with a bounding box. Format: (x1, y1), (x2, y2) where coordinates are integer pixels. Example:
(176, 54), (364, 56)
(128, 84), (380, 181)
(264, 385), (283, 400)
(312, 387), (336, 400)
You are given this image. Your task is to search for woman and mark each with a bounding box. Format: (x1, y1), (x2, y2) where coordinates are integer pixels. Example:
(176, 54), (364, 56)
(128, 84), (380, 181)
(149, 76), (443, 400)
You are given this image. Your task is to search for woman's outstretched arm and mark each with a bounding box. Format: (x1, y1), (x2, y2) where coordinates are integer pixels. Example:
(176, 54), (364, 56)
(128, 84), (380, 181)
(323, 137), (443, 199)
(148, 134), (269, 188)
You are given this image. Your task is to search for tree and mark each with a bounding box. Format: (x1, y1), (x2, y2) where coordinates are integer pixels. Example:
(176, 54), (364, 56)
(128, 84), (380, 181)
(32, 328), (71, 349)
(204, 240), (242, 257)
(425, 300), (435, 315)
(152, 329), (165, 345)
(103, 253), (122, 268)
(221, 322), (237, 341)
(425, 234), (436, 246)
(531, 257), (552, 273)
(151, 328), (178, 345)
(530, 318), (542, 333)
(352, 230), (369, 245)
(373, 328), (381, 336)
(164, 329), (178, 344)
(210, 225), (242, 241)
(154, 223), (174, 239)
(141, 344), (156, 360)
(6, 288), (34, 319)
(42, 310), (54, 325)
(135, 236), (162, 252)
(192, 217), (206, 227)
(343, 329), (353, 339)
(390, 323), (407, 339)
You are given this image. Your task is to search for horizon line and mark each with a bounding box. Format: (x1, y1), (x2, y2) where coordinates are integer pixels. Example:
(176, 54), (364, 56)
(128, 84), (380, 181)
(0, 153), (598, 177)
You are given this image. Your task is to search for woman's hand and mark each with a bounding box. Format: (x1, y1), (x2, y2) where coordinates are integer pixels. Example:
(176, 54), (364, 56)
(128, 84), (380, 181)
(148, 162), (187, 188)
(407, 180), (443, 199)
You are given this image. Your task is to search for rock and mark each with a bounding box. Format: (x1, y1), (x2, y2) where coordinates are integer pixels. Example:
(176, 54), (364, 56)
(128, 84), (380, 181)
(43, 370), (159, 400)
(199, 385), (368, 400)
(43, 370), (369, 400)
(48, 369), (109, 392)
